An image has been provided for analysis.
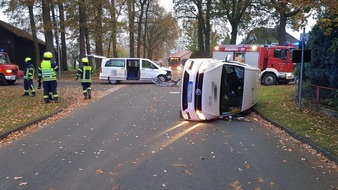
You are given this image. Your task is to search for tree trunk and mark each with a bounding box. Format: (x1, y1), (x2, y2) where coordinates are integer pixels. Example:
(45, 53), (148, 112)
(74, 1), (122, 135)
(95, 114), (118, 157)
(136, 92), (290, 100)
(111, 0), (118, 58)
(204, 0), (212, 57)
(197, 2), (205, 57)
(51, 2), (61, 71)
(27, 4), (40, 70)
(137, 0), (147, 58)
(143, 0), (150, 58)
(278, 13), (287, 45)
(128, 0), (135, 57)
(42, 0), (54, 53)
(95, 2), (103, 69)
(85, 16), (91, 64)
(59, 3), (68, 71)
(230, 21), (238, 44)
(79, 0), (86, 62)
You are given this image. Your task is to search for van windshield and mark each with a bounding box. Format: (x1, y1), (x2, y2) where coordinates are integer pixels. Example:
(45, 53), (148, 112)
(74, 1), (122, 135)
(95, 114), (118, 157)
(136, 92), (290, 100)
(219, 65), (244, 114)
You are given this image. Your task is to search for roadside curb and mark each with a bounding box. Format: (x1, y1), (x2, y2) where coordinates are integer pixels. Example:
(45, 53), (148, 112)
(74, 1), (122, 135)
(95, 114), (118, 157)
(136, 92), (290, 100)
(0, 108), (64, 140)
(254, 109), (338, 164)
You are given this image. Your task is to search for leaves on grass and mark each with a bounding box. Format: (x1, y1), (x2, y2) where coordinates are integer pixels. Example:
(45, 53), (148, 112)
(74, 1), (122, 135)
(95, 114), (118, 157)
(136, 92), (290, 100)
(256, 85), (338, 158)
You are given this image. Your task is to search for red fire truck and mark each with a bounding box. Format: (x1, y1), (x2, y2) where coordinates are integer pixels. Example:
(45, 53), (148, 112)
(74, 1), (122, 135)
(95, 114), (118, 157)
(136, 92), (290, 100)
(0, 49), (22, 85)
(213, 44), (294, 85)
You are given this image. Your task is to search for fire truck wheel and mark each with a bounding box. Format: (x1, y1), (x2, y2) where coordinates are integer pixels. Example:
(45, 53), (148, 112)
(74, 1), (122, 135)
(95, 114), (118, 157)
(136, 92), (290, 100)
(262, 73), (276, 86)
(6, 80), (16, 85)
(0, 75), (6, 85)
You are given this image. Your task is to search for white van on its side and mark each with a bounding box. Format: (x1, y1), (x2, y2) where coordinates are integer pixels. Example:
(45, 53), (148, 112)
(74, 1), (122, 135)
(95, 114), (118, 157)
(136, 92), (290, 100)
(180, 58), (261, 121)
(99, 58), (172, 84)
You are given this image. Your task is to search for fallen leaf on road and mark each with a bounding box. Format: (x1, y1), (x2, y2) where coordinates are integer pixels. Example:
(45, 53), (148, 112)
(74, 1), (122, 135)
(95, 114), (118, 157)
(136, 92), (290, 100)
(96, 169), (103, 174)
(258, 177), (264, 183)
(19, 182), (28, 186)
(172, 164), (186, 167)
(183, 169), (192, 175)
(230, 180), (243, 190)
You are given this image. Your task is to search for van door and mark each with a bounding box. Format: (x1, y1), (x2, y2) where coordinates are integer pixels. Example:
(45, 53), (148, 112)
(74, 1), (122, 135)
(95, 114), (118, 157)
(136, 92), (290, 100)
(140, 59), (160, 80)
(127, 59), (140, 80)
(105, 59), (127, 81)
(219, 65), (244, 115)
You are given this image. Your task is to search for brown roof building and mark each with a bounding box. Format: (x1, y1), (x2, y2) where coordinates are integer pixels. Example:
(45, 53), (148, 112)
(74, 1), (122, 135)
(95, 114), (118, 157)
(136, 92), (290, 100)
(242, 27), (299, 45)
(0, 20), (46, 69)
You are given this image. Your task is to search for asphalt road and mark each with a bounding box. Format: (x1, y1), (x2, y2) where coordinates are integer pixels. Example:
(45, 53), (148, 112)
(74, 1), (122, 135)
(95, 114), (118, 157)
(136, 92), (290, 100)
(0, 83), (337, 190)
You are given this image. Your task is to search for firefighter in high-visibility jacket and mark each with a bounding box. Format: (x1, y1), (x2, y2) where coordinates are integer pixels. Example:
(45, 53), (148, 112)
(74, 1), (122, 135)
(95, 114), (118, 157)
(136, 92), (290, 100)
(75, 58), (93, 99)
(38, 52), (59, 103)
(22, 57), (36, 96)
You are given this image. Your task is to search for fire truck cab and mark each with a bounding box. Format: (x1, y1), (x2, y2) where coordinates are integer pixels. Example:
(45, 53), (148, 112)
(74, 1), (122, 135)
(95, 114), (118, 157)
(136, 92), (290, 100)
(0, 49), (20, 85)
(213, 44), (294, 85)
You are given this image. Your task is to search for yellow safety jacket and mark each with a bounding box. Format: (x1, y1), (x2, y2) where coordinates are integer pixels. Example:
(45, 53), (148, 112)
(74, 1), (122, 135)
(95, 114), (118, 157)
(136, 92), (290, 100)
(39, 60), (57, 81)
(77, 65), (93, 82)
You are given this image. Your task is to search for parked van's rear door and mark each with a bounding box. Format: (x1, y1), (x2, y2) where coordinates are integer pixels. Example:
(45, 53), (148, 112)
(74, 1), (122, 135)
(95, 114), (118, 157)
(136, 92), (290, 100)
(104, 59), (127, 80)
(140, 59), (160, 80)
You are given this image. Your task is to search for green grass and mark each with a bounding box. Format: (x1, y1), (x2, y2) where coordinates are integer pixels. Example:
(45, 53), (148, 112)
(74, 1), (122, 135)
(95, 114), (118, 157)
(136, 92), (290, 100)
(256, 85), (338, 157)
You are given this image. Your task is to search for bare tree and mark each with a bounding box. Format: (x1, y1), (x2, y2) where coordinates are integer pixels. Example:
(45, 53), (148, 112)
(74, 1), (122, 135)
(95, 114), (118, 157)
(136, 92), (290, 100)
(218, 0), (252, 44)
(174, 0), (215, 57)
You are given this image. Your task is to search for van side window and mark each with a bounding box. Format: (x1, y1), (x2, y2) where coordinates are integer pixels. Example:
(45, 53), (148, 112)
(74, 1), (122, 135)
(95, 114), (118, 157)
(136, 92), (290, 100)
(142, 60), (156, 69)
(105, 59), (125, 67)
(128, 60), (139, 67)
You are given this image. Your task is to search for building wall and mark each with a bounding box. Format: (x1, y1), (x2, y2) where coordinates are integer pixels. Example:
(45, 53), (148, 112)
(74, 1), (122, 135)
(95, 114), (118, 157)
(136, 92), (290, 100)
(0, 26), (46, 70)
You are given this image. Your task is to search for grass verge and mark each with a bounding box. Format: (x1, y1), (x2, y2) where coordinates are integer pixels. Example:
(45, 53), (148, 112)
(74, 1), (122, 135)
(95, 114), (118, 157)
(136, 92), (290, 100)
(255, 85), (338, 158)
(0, 86), (66, 136)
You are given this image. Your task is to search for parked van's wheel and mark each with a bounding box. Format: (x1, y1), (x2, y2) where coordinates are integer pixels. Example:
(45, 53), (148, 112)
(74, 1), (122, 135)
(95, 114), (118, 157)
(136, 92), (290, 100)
(157, 75), (167, 82)
(262, 73), (276, 86)
(109, 78), (119, 84)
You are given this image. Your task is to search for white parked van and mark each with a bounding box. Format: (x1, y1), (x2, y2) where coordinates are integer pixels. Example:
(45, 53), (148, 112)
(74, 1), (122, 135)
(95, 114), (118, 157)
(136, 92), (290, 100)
(180, 58), (260, 121)
(99, 58), (172, 84)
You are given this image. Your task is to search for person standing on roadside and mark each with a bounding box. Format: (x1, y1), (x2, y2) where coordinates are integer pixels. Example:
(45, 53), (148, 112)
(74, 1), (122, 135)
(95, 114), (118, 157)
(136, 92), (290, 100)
(38, 52), (59, 103)
(22, 57), (36, 96)
(75, 58), (93, 99)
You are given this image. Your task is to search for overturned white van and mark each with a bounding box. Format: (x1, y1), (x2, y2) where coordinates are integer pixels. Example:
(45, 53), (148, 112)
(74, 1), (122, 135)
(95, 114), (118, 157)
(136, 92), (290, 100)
(99, 58), (172, 84)
(180, 58), (260, 121)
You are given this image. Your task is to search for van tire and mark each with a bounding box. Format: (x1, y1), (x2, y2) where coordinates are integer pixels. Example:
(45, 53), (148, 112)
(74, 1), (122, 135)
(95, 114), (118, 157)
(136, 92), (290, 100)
(109, 78), (119, 84)
(262, 73), (276, 86)
(157, 75), (167, 82)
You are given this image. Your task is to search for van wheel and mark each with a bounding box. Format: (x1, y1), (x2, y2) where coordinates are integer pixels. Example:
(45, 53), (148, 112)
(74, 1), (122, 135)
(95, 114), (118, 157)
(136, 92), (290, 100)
(157, 75), (167, 82)
(262, 73), (276, 86)
(109, 78), (119, 84)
